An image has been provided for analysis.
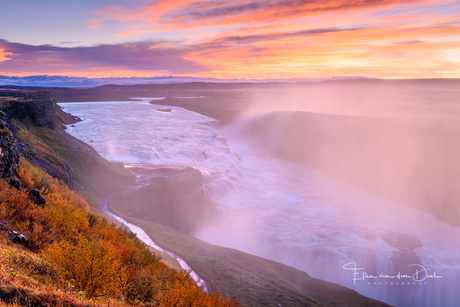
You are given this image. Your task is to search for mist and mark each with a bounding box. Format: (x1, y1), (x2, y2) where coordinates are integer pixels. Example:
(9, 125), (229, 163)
(215, 79), (460, 227)
(242, 79), (460, 120)
(61, 80), (460, 307)
(194, 79), (460, 306)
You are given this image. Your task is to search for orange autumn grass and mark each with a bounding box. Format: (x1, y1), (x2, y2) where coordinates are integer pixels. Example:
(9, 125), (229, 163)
(0, 158), (239, 306)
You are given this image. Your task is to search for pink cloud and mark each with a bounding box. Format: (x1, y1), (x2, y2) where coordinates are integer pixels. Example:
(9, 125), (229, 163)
(0, 39), (208, 76)
(90, 0), (447, 31)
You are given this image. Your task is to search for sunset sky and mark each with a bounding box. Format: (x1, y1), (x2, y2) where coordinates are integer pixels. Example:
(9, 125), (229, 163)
(1, 0), (460, 79)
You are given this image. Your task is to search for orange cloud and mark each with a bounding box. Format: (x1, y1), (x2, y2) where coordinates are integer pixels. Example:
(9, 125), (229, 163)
(181, 17), (460, 79)
(0, 49), (12, 62)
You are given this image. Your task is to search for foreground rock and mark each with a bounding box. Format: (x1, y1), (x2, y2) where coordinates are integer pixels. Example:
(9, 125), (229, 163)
(27, 188), (47, 207)
(7, 230), (28, 245)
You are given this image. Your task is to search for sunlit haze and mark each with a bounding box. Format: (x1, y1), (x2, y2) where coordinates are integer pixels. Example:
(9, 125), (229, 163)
(2, 1), (460, 307)
(1, 0), (460, 79)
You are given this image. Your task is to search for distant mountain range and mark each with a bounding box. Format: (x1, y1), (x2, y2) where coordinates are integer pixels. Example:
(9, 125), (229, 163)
(0, 75), (368, 87)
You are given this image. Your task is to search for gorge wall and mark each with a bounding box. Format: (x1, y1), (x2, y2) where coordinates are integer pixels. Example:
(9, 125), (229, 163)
(0, 89), (58, 129)
(240, 111), (460, 228)
(0, 89), (66, 185)
(0, 89), (132, 205)
(0, 110), (20, 180)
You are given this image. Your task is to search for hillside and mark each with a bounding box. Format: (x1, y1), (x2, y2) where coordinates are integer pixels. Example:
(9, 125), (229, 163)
(0, 89), (238, 306)
(0, 89), (390, 306)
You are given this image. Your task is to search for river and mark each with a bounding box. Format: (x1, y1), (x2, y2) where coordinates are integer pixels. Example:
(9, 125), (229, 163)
(60, 98), (460, 307)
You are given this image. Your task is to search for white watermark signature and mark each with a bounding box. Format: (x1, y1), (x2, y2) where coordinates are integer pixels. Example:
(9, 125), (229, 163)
(343, 262), (442, 285)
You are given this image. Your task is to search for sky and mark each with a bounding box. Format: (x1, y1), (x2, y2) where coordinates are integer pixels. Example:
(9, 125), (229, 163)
(1, 0), (460, 79)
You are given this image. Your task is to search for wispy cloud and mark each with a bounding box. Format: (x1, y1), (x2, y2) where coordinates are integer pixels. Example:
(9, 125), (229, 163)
(205, 27), (362, 45)
(90, 0), (448, 32)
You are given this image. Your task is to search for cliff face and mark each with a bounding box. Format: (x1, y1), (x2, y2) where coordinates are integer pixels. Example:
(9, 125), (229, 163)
(0, 111), (20, 180)
(0, 89), (58, 129)
(0, 89), (63, 181)
(0, 89), (60, 180)
(0, 88), (134, 208)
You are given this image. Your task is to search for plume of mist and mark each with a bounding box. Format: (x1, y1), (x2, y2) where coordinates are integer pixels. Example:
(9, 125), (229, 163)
(229, 79), (460, 227)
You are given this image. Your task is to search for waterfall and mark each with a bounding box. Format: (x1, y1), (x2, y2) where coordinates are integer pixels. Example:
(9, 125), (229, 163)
(61, 100), (460, 307)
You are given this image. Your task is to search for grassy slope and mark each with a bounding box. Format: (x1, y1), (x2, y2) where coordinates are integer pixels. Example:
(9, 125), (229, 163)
(10, 116), (191, 271)
(0, 231), (126, 307)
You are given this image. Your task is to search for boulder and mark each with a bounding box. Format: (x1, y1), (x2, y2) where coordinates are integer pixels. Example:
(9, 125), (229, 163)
(7, 230), (28, 245)
(27, 188), (46, 207)
(9, 177), (21, 189)
(156, 108), (172, 112)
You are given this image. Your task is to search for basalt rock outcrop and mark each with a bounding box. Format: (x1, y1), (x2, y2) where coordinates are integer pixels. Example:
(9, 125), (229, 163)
(1, 88), (134, 205)
(0, 89), (58, 129)
(0, 111), (20, 180)
(0, 89), (72, 184)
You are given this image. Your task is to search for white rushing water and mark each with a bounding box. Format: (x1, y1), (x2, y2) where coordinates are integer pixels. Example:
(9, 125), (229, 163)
(61, 99), (460, 307)
(101, 193), (209, 292)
